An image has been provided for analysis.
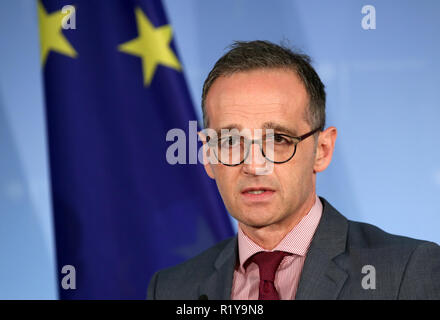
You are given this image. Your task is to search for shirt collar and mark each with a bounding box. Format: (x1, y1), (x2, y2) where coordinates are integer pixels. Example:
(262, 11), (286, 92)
(237, 195), (323, 272)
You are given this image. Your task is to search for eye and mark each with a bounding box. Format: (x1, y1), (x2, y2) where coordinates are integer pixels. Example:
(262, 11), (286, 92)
(220, 135), (240, 148)
(273, 134), (293, 145)
(274, 134), (284, 143)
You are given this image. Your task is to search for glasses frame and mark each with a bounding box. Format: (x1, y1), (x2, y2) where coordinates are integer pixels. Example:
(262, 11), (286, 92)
(207, 127), (322, 166)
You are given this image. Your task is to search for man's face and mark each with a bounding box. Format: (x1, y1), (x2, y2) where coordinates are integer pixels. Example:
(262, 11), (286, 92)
(203, 68), (319, 231)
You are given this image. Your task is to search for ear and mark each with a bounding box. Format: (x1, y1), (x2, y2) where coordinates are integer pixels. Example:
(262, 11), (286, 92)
(198, 131), (215, 179)
(313, 126), (337, 173)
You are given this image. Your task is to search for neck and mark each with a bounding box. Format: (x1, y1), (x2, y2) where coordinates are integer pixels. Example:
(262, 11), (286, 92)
(239, 192), (317, 250)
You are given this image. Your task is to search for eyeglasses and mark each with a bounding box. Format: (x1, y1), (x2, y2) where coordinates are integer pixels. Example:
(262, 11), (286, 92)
(206, 127), (322, 166)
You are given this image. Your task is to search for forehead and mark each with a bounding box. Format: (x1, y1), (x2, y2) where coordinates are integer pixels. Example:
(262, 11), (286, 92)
(205, 68), (309, 132)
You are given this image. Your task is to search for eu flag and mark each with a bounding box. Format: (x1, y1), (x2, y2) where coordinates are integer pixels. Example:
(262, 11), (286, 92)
(39, 0), (233, 299)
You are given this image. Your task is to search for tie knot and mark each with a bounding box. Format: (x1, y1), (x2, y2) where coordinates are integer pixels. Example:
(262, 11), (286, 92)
(246, 251), (291, 281)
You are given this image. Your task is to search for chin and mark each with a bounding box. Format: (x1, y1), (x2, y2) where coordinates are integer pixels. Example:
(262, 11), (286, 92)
(235, 211), (278, 229)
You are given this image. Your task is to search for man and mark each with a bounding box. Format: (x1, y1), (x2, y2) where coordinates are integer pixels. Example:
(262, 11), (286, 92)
(148, 40), (440, 299)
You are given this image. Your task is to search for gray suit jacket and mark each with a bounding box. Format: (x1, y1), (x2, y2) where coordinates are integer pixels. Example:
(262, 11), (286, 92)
(147, 197), (440, 299)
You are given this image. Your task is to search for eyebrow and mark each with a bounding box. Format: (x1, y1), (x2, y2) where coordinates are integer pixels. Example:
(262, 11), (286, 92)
(214, 122), (299, 137)
(262, 122), (299, 136)
(210, 124), (239, 137)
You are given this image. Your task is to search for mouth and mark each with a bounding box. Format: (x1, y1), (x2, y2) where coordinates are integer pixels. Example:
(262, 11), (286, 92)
(240, 187), (275, 203)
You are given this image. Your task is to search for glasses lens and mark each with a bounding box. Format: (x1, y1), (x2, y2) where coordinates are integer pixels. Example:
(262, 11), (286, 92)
(262, 134), (297, 163)
(210, 133), (298, 165)
(214, 135), (245, 165)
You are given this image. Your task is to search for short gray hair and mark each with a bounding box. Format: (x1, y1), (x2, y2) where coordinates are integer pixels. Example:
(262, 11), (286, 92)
(201, 40), (326, 134)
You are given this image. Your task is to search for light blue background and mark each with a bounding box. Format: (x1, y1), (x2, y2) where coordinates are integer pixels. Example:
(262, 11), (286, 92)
(1, 0), (439, 299)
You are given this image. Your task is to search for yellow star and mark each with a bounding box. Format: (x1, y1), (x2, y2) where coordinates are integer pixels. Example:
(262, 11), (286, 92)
(38, 1), (77, 66)
(118, 8), (181, 86)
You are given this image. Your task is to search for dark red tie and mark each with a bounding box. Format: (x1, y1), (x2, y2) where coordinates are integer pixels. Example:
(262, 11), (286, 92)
(246, 251), (291, 300)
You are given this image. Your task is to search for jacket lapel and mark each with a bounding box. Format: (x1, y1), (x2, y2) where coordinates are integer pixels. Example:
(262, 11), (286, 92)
(198, 237), (238, 300)
(295, 197), (348, 299)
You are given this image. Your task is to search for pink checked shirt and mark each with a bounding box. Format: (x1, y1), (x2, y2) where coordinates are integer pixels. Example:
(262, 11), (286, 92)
(231, 195), (323, 300)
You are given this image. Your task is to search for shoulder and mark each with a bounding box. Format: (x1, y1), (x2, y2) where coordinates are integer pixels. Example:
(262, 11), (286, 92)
(160, 236), (235, 279)
(347, 218), (427, 249)
(346, 220), (440, 298)
(344, 218), (439, 268)
(147, 236), (236, 300)
(320, 196), (433, 252)
(320, 198), (440, 299)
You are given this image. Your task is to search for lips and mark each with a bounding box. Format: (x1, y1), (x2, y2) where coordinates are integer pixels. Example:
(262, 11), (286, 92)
(241, 186), (275, 194)
(241, 186), (275, 203)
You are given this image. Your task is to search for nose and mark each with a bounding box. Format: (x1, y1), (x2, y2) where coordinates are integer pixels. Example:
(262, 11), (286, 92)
(241, 142), (273, 176)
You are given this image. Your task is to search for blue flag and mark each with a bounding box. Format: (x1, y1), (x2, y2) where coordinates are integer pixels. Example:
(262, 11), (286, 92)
(39, 0), (233, 299)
